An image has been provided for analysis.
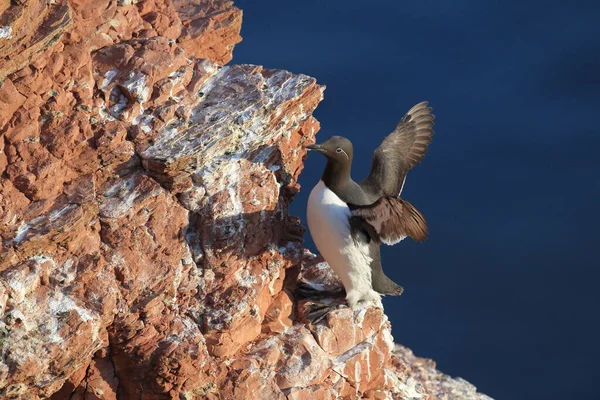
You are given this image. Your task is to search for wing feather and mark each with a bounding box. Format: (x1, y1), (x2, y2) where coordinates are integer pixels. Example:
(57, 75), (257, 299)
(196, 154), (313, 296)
(360, 101), (435, 197)
(350, 197), (428, 245)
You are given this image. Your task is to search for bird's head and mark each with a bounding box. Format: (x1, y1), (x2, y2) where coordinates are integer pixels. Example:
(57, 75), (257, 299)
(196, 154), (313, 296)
(305, 136), (353, 163)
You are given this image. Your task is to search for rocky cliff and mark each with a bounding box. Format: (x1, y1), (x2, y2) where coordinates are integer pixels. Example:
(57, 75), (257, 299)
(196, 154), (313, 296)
(0, 1), (491, 399)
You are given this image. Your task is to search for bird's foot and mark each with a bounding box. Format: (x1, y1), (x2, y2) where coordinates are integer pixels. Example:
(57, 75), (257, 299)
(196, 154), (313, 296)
(294, 281), (345, 300)
(384, 285), (404, 296)
(303, 301), (343, 324)
(295, 282), (347, 324)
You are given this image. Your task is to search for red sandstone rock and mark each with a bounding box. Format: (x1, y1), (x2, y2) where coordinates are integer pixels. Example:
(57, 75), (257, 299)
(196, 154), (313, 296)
(173, 0), (242, 64)
(0, 0), (491, 399)
(263, 289), (294, 334)
(0, 0), (72, 81)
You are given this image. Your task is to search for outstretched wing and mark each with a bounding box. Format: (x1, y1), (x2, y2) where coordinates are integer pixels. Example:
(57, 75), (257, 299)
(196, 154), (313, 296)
(360, 101), (435, 197)
(350, 197), (428, 245)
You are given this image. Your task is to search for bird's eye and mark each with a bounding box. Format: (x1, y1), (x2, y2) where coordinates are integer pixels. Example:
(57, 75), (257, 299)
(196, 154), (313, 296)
(336, 148), (343, 153)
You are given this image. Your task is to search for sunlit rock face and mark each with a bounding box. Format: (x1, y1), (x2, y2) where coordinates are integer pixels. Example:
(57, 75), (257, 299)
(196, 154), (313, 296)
(0, 0), (490, 399)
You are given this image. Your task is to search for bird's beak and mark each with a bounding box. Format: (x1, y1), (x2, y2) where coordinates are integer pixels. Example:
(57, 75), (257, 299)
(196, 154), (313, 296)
(305, 143), (325, 153)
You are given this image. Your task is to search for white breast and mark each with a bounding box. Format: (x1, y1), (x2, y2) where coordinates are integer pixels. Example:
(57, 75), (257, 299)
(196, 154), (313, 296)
(306, 181), (382, 308)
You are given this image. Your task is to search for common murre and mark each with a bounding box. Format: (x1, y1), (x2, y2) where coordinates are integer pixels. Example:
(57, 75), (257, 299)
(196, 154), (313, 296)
(304, 101), (434, 313)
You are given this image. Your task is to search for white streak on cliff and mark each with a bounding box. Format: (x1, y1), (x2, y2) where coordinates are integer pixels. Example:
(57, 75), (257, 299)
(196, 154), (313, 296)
(0, 26), (12, 40)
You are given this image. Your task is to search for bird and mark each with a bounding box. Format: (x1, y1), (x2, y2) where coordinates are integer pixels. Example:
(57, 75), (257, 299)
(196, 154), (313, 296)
(304, 101), (434, 313)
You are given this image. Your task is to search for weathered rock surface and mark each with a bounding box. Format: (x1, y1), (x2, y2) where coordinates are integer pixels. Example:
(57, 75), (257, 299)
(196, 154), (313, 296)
(0, 0), (491, 399)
